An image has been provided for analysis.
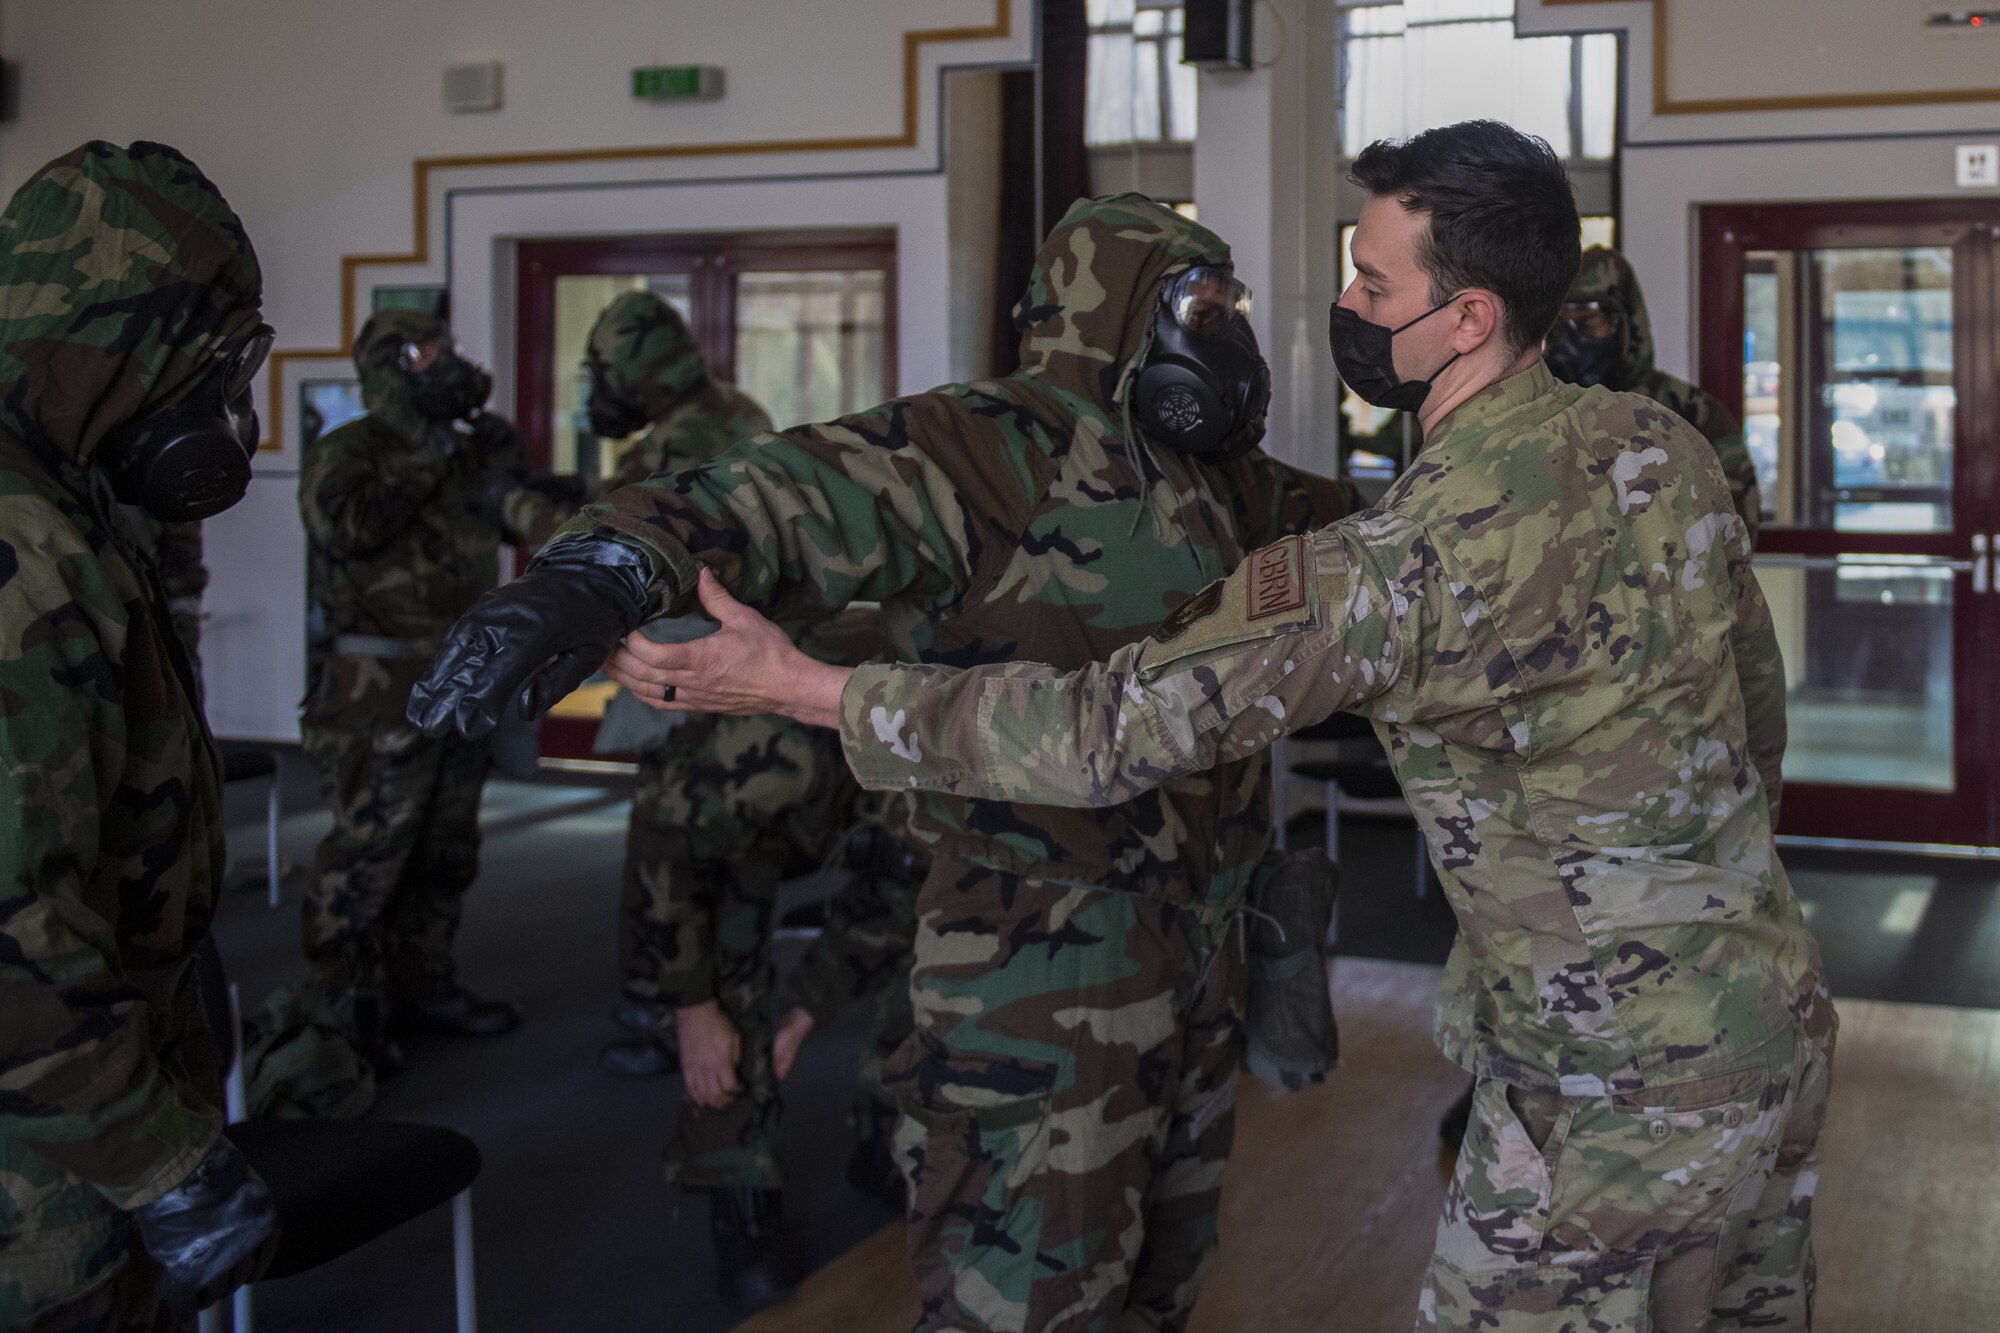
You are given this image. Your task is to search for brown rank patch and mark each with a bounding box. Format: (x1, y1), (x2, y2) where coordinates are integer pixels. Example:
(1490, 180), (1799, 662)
(1245, 536), (1307, 621)
(1152, 581), (1225, 644)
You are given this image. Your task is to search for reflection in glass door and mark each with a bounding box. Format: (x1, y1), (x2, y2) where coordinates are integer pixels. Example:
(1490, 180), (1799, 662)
(1702, 203), (2000, 847)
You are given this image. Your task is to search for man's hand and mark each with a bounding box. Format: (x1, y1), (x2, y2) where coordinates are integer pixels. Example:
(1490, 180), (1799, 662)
(771, 1007), (817, 1081)
(407, 532), (654, 739)
(601, 568), (851, 729)
(131, 1138), (279, 1319)
(677, 999), (744, 1109)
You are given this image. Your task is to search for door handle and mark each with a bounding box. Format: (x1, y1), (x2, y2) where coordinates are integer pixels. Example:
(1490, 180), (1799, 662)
(1975, 533), (1990, 594)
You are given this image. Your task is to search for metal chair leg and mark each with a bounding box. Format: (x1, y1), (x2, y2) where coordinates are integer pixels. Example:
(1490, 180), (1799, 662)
(453, 1188), (477, 1333)
(1413, 834), (1429, 901)
(264, 760), (281, 908)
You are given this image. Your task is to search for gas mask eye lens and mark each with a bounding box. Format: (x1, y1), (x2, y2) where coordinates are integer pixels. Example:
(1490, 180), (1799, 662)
(1164, 267), (1253, 340)
(222, 324), (275, 399)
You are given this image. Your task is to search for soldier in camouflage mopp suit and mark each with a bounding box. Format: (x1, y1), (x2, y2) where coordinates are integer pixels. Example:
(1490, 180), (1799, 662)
(580, 289), (922, 1313)
(297, 308), (555, 1070)
(651, 123), (1833, 1333)
(0, 140), (279, 1331)
(408, 194), (1358, 1330)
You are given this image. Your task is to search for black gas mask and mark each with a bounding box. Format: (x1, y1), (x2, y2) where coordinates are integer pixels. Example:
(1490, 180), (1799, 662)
(1544, 301), (1623, 389)
(99, 323), (271, 522)
(1132, 266), (1271, 464)
(585, 360), (650, 440)
(404, 340), (492, 422)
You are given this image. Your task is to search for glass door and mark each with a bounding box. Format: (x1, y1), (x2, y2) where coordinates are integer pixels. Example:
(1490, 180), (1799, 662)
(1700, 203), (2000, 846)
(513, 229), (897, 760)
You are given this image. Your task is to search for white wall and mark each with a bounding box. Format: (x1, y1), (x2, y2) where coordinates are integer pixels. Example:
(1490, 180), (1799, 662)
(0, 0), (1031, 739)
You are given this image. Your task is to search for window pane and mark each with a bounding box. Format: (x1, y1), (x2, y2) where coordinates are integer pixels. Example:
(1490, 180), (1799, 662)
(1580, 215), (1617, 250)
(1088, 32), (1138, 145)
(1406, 0), (1512, 20)
(1340, 35), (1408, 155)
(1166, 35), (1199, 140)
(1134, 7), (1165, 36)
(1344, 6), (1407, 37)
(1758, 556), (1955, 792)
(1088, 0), (1136, 25)
(1579, 33), (1618, 159)
(1131, 36), (1163, 141)
(734, 270), (888, 431)
(1407, 23), (1574, 157)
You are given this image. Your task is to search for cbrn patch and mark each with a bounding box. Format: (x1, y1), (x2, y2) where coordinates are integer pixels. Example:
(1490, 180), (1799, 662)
(1245, 535), (1307, 621)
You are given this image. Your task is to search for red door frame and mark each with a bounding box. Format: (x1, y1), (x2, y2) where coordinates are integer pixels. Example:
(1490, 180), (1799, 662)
(1698, 200), (2000, 845)
(511, 228), (899, 759)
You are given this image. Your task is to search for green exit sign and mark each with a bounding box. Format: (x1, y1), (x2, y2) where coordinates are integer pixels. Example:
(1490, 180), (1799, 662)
(631, 65), (725, 101)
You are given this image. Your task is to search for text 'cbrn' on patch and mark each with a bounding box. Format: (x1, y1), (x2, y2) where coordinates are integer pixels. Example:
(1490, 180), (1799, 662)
(1246, 535), (1308, 620)
(1140, 534), (1323, 683)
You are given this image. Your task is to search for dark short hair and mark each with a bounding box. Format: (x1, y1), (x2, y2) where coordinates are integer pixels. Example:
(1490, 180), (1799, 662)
(1349, 121), (1581, 354)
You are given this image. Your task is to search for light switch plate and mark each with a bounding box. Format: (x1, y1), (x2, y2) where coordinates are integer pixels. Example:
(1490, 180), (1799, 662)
(1956, 143), (2000, 188)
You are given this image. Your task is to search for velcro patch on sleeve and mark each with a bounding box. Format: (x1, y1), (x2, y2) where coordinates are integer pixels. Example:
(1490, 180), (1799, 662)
(1245, 536), (1308, 621)
(1152, 580), (1225, 644)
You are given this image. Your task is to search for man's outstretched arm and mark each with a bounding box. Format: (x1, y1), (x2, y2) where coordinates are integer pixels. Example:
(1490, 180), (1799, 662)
(614, 520), (1414, 810)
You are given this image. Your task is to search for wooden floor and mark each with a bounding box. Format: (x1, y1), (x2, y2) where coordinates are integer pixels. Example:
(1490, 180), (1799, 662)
(736, 959), (2000, 1333)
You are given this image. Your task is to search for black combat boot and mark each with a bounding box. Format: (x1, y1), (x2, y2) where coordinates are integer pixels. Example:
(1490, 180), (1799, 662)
(709, 1187), (801, 1313)
(598, 1000), (680, 1077)
(392, 983), (522, 1038)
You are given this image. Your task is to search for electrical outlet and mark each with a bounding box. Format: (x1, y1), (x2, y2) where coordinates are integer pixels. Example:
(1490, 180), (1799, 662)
(1957, 143), (2000, 189)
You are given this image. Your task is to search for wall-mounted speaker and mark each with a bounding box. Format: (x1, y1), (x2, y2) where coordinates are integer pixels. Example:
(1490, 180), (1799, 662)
(1183, 0), (1252, 72)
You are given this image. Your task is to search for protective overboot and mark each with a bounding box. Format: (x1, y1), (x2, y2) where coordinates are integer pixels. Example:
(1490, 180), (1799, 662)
(845, 1134), (906, 1212)
(709, 1187), (801, 1314)
(1438, 1082), (1475, 1152)
(599, 999), (680, 1077)
(393, 984), (522, 1039)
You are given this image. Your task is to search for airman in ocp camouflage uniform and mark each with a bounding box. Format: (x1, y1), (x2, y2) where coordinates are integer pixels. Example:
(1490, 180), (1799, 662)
(0, 140), (275, 1331)
(1549, 245), (1762, 539)
(298, 309), (547, 1062)
(829, 146), (1833, 1332)
(412, 193), (1359, 1330)
(579, 289), (922, 1311)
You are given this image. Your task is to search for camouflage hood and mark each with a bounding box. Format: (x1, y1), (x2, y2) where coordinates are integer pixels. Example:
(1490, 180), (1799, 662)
(353, 308), (446, 442)
(1012, 193), (1232, 413)
(0, 140), (262, 469)
(1568, 246), (1656, 392)
(586, 290), (708, 421)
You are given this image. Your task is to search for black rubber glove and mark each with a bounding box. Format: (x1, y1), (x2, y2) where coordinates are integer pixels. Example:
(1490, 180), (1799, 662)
(407, 532), (656, 740)
(464, 410), (524, 467)
(130, 1138), (278, 1318)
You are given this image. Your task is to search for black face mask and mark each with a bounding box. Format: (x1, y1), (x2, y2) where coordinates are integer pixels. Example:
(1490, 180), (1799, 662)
(1133, 307), (1271, 464)
(410, 349), (491, 422)
(586, 365), (650, 440)
(1326, 296), (1463, 412)
(1545, 320), (1622, 389)
(100, 327), (269, 522)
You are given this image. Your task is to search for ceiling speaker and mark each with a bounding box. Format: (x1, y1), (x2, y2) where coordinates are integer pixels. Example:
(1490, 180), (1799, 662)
(1183, 0), (1252, 71)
